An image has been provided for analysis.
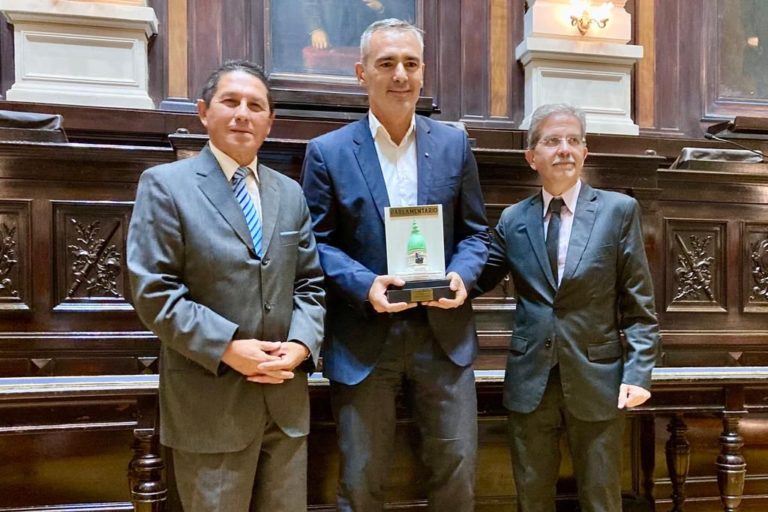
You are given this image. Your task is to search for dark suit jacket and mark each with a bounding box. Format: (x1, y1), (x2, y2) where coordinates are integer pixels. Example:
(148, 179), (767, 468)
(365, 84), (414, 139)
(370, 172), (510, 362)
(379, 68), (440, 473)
(301, 115), (489, 385)
(477, 183), (659, 421)
(128, 146), (325, 453)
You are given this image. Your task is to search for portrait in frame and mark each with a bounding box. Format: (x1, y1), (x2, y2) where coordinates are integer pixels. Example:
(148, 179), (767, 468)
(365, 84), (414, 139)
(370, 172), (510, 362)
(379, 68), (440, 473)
(268, 0), (417, 77)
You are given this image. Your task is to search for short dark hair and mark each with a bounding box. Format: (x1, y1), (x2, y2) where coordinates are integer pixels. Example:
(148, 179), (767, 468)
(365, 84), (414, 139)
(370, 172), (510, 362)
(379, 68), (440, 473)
(199, 60), (273, 111)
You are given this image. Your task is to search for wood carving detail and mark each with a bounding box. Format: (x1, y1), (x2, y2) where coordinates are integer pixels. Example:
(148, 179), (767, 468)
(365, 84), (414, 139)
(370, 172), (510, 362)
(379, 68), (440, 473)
(750, 238), (768, 303)
(67, 219), (122, 298)
(0, 222), (19, 298)
(0, 202), (30, 309)
(53, 202), (133, 310)
(673, 234), (715, 302)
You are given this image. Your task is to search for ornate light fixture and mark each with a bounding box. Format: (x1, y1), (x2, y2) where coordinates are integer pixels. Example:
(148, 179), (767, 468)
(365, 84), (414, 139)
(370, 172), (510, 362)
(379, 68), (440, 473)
(569, 1), (613, 36)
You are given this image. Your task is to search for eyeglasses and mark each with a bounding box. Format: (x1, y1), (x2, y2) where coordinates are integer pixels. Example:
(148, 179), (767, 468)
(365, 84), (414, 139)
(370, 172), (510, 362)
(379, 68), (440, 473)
(536, 136), (586, 148)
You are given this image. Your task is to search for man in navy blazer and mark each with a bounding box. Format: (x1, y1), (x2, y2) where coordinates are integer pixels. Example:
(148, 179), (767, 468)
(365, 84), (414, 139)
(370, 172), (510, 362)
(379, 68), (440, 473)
(476, 104), (659, 511)
(301, 19), (488, 512)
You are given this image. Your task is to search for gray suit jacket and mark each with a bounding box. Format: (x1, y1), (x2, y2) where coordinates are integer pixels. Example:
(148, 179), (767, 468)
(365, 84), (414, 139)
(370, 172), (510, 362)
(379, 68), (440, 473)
(477, 183), (659, 421)
(128, 146), (325, 453)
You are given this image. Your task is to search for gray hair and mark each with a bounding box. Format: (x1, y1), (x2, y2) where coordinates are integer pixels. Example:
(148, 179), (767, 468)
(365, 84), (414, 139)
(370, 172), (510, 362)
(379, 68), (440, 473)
(527, 104), (587, 148)
(360, 18), (424, 63)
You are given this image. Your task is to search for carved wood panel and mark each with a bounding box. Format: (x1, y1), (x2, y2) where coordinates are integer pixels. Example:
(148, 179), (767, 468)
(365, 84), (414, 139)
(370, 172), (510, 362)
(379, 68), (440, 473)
(744, 222), (768, 313)
(0, 200), (31, 311)
(665, 219), (727, 313)
(52, 202), (133, 312)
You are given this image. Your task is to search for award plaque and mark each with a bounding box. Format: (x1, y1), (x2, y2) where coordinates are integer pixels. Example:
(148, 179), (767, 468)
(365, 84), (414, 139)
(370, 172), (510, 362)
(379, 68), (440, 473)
(384, 205), (454, 303)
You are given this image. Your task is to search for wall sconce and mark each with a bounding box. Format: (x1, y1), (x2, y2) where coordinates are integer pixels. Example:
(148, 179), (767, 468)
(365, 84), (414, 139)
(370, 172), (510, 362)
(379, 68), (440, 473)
(569, 1), (613, 36)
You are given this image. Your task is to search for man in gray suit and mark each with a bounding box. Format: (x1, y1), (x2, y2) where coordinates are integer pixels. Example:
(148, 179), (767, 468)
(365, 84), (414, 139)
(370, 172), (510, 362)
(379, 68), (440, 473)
(127, 60), (325, 511)
(476, 104), (659, 512)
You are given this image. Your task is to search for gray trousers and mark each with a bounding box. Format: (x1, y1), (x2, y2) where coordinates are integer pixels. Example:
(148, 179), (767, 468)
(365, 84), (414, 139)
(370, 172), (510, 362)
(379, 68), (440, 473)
(172, 418), (307, 512)
(507, 366), (625, 512)
(331, 310), (478, 512)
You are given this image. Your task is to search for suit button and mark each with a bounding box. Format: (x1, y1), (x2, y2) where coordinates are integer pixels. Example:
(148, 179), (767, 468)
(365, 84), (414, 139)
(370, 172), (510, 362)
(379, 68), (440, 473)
(544, 338), (552, 349)
(262, 257), (270, 266)
(264, 303), (272, 312)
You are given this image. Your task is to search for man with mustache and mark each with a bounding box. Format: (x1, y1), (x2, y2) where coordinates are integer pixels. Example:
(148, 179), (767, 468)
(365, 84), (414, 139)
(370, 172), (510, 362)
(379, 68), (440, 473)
(476, 104), (659, 511)
(302, 19), (488, 511)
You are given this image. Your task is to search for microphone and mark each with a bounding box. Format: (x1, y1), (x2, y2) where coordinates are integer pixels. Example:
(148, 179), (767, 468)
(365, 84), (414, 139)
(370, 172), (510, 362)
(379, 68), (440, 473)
(704, 132), (766, 161)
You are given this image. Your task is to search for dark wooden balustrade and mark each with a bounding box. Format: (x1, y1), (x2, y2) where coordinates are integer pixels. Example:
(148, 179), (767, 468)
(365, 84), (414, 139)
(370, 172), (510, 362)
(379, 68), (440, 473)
(2, 367), (766, 512)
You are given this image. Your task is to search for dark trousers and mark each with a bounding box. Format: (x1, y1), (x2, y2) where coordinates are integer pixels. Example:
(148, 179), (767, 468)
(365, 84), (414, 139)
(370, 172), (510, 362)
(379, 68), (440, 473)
(507, 367), (625, 512)
(331, 312), (478, 512)
(172, 417), (307, 512)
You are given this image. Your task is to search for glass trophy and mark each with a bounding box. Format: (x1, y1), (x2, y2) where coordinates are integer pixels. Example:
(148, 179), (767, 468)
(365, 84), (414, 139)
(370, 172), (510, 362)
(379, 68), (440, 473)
(384, 205), (454, 303)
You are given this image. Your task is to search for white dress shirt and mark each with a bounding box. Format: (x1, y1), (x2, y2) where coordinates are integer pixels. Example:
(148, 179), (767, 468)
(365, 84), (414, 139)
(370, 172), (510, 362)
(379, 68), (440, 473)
(368, 111), (418, 207)
(209, 142), (262, 220)
(542, 179), (582, 285)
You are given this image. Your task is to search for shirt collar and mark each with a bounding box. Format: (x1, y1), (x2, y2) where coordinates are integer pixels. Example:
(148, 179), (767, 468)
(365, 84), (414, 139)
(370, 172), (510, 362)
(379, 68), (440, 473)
(208, 142), (259, 184)
(542, 179), (581, 218)
(367, 110), (416, 148)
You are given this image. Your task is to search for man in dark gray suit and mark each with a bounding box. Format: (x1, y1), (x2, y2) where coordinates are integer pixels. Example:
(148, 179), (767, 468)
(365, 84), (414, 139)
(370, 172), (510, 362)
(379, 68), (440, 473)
(476, 104), (659, 512)
(127, 60), (325, 511)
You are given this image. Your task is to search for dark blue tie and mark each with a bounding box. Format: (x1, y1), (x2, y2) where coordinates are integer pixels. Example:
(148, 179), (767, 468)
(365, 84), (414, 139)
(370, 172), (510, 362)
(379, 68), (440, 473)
(232, 167), (263, 257)
(546, 198), (564, 284)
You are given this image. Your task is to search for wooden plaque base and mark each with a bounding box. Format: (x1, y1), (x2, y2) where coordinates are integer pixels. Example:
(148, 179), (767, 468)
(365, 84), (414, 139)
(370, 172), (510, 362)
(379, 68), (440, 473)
(386, 279), (454, 303)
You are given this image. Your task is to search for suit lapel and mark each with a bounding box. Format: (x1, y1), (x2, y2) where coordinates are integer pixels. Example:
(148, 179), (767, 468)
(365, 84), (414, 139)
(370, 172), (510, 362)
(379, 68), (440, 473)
(258, 163), (280, 257)
(415, 116), (434, 205)
(562, 183), (598, 282)
(524, 193), (557, 289)
(195, 146), (255, 254)
(352, 117), (390, 222)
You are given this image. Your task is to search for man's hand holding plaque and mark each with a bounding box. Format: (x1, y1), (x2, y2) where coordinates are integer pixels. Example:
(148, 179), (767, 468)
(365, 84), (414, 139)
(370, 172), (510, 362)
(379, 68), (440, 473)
(384, 205), (455, 304)
(368, 274), (418, 313)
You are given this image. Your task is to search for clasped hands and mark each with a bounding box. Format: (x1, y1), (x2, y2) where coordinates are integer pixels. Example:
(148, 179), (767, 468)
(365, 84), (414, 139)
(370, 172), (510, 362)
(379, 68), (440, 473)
(222, 339), (309, 384)
(367, 271), (467, 313)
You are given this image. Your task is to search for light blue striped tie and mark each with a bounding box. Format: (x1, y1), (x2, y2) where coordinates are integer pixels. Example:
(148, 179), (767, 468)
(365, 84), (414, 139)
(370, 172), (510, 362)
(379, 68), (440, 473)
(232, 167), (263, 257)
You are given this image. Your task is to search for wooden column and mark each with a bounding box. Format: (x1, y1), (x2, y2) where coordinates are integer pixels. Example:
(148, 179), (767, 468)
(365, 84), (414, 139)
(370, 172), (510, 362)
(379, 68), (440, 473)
(129, 395), (166, 511)
(717, 386), (747, 512)
(665, 414), (691, 511)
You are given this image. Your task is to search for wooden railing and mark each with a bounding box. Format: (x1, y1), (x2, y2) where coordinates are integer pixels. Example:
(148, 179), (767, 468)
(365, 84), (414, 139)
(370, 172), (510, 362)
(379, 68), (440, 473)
(2, 368), (767, 512)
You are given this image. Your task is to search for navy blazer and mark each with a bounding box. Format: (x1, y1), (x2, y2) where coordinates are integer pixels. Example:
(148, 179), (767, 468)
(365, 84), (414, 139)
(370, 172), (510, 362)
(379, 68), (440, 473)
(302, 115), (489, 385)
(477, 183), (659, 421)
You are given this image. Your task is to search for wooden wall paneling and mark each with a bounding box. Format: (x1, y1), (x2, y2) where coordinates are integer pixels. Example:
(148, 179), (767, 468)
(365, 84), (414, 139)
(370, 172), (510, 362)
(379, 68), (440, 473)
(644, 0), (687, 137)
(487, 0), (525, 128)
(0, 199), (30, 311)
(635, 0), (655, 129)
(664, 219), (728, 313)
(458, 0), (488, 123)
(221, 0), (251, 62)
(743, 222), (768, 313)
(489, 0), (509, 119)
(148, 0), (168, 108)
(51, 201), (134, 312)
(165, 0), (190, 104)
(187, 0), (223, 108)
(657, 164), (768, 366)
(0, 142), (174, 380)
(433, 0), (461, 120)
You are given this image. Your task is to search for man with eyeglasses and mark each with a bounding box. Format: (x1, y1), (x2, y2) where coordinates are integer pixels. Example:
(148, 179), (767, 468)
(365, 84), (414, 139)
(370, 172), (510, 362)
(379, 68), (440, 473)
(475, 103), (659, 511)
